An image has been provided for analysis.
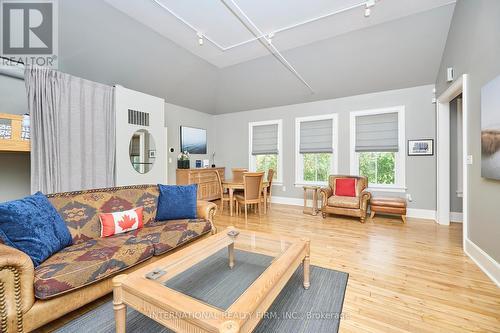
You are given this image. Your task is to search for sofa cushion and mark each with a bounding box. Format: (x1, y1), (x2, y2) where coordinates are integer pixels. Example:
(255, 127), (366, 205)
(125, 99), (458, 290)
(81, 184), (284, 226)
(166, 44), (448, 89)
(47, 185), (159, 244)
(34, 233), (154, 299)
(156, 184), (198, 221)
(327, 196), (360, 209)
(133, 219), (212, 256)
(0, 192), (73, 267)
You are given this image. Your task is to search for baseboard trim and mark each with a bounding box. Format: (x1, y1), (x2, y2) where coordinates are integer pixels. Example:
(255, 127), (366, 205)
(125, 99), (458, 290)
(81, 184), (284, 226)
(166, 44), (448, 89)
(464, 238), (500, 288)
(406, 208), (436, 220)
(271, 196), (319, 207)
(450, 212), (463, 223)
(272, 197), (437, 221)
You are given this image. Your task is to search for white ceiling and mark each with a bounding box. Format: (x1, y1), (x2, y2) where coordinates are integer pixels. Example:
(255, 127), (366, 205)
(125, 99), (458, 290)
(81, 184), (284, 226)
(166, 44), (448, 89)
(104, 0), (455, 68)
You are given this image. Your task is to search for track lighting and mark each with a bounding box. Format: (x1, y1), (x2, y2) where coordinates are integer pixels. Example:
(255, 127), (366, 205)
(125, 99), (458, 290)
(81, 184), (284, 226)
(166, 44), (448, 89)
(197, 32), (204, 46)
(266, 32), (274, 46)
(365, 0), (375, 17)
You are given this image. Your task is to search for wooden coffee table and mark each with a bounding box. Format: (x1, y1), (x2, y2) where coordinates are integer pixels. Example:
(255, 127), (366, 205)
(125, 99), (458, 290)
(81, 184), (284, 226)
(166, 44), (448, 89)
(112, 227), (310, 333)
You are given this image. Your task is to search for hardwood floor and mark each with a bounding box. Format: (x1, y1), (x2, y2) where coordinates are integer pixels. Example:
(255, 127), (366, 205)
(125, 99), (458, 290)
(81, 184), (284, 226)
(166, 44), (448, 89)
(39, 203), (500, 332)
(214, 203), (500, 333)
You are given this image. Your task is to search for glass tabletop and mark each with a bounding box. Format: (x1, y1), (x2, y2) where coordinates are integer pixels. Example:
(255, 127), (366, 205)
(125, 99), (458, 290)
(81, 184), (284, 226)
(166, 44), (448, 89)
(144, 229), (293, 310)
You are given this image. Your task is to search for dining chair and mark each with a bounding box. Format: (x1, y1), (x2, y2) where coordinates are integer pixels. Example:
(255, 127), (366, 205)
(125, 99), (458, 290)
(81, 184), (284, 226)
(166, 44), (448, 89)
(232, 168), (248, 196)
(235, 172), (264, 222)
(214, 169), (232, 214)
(232, 168), (248, 183)
(264, 169), (274, 209)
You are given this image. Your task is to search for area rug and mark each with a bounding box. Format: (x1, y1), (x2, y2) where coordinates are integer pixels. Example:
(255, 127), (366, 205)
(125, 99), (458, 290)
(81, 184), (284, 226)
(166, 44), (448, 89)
(54, 249), (348, 333)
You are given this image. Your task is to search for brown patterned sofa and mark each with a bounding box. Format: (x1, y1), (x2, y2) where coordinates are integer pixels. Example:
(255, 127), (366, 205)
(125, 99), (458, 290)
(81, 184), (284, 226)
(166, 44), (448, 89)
(0, 185), (217, 332)
(320, 175), (371, 223)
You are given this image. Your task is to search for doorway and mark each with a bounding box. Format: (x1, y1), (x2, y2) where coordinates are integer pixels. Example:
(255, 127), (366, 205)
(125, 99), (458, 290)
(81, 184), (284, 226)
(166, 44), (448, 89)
(436, 74), (469, 249)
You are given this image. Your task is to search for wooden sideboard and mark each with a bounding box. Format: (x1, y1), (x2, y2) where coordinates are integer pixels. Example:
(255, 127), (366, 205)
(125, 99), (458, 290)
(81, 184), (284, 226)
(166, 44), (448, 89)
(176, 167), (225, 201)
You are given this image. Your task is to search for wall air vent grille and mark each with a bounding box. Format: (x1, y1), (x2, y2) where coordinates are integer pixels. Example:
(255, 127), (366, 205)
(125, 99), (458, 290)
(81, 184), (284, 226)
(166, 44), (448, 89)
(128, 109), (149, 126)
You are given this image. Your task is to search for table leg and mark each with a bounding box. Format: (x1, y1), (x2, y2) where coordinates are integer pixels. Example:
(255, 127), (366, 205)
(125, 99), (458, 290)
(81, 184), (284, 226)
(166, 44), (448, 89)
(303, 239), (310, 290)
(312, 189), (318, 216)
(229, 188), (234, 217)
(228, 243), (235, 269)
(303, 188), (307, 213)
(264, 188), (267, 214)
(112, 275), (128, 333)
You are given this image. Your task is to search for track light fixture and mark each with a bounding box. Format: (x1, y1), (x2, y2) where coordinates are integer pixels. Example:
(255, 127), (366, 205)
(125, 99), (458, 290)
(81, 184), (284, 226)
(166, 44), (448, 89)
(266, 32), (275, 46)
(197, 32), (204, 46)
(365, 0), (375, 17)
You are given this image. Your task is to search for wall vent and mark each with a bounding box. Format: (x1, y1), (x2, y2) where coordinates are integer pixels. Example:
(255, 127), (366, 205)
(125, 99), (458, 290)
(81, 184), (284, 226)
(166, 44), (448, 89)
(128, 109), (149, 126)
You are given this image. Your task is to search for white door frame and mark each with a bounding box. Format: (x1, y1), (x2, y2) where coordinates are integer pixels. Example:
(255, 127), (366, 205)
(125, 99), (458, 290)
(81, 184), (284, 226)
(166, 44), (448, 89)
(436, 74), (469, 248)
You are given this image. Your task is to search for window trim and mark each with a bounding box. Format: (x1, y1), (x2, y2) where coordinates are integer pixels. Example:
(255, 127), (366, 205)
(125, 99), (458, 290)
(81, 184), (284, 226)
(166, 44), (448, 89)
(349, 106), (406, 191)
(295, 114), (339, 187)
(248, 119), (283, 184)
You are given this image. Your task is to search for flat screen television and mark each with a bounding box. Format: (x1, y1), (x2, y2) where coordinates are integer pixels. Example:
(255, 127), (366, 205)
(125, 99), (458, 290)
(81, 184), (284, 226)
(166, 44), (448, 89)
(180, 126), (207, 154)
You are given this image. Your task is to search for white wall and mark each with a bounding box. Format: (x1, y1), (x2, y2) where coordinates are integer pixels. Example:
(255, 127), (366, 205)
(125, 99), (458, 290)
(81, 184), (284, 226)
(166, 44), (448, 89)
(115, 86), (166, 186)
(164, 103), (215, 184)
(214, 84), (437, 210)
(436, 0), (500, 263)
(0, 78), (437, 213)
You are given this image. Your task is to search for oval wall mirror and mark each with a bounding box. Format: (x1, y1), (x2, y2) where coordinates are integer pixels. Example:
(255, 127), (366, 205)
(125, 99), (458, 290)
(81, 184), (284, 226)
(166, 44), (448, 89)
(129, 129), (156, 174)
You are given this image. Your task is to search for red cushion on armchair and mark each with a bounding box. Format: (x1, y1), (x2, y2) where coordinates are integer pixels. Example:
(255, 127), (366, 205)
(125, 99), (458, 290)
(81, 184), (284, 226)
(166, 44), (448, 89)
(335, 178), (356, 197)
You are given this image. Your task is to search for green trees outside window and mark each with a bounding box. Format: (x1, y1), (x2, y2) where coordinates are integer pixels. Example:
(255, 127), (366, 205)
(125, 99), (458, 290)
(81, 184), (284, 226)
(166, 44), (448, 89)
(255, 154), (277, 180)
(359, 152), (395, 185)
(302, 153), (332, 182)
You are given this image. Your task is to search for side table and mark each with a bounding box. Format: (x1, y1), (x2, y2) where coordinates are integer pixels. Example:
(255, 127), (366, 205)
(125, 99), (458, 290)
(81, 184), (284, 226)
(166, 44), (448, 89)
(303, 185), (320, 215)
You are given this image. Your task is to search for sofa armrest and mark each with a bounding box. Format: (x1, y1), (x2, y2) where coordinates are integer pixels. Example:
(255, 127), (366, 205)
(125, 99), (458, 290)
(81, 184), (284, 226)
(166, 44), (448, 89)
(197, 201), (217, 234)
(0, 243), (35, 332)
(360, 190), (371, 212)
(319, 187), (333, 207)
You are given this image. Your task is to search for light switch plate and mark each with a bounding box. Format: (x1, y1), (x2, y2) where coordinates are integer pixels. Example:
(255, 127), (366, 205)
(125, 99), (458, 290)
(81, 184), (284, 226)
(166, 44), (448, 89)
(282, 186), (286, 192)
(466, 155), (473, 165)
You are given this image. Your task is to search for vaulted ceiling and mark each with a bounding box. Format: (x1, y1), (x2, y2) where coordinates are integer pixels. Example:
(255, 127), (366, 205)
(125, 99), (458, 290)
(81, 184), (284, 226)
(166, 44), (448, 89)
(105, 0), (454, 68)
(65, 0), (456, 114)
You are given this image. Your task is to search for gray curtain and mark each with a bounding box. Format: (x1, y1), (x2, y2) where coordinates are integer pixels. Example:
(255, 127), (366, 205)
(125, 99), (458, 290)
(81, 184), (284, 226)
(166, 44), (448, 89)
(25, 67), (115, 194)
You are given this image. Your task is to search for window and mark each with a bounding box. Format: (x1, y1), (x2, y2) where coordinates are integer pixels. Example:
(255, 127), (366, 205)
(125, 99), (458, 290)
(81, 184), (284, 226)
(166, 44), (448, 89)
(350, 107), (405, 190)
(295, 114), (338, 185)
(248, 120), (282, 183)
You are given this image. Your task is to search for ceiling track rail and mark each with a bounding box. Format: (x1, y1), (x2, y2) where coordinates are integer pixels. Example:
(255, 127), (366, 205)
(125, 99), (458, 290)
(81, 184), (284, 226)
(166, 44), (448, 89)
(219, 0), (315, 93)
(151, 0), (370, 52)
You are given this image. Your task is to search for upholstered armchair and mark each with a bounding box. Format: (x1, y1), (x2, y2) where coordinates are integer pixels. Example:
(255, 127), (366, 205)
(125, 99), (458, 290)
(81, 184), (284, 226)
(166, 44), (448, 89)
(320, 175), (371, 223)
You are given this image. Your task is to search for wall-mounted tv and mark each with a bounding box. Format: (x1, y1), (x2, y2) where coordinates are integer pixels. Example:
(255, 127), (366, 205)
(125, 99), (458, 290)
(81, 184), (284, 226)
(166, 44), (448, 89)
(180, 126), (207, 154)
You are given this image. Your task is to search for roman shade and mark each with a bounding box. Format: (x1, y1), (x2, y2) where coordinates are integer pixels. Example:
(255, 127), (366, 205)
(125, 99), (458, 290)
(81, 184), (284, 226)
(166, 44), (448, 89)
(299, 119), (333, 153)
(252, 124), (278, 155)
(355, 112), (399, 152)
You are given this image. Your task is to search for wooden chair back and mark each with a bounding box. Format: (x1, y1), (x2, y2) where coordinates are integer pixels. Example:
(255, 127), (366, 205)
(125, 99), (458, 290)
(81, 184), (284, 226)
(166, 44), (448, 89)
(266, 169), (274, 193)
(232, 168), (248, 183)
(243, 172), (264, 201)
(213, 169), (224, 197)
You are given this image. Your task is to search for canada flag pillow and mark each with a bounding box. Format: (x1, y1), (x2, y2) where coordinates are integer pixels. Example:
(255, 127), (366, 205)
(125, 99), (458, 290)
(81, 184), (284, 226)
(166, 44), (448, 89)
(99, 207), (144, 237)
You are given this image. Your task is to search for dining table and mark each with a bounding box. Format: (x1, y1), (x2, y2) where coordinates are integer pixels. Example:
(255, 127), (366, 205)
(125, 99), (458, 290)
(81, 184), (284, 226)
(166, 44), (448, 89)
(222, 179), (270, 216)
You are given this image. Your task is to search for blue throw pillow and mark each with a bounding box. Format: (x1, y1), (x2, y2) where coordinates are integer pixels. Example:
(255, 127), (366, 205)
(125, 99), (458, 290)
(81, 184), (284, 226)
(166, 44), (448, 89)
(156, 184), (197, 221)
(0, 192), (73, 267)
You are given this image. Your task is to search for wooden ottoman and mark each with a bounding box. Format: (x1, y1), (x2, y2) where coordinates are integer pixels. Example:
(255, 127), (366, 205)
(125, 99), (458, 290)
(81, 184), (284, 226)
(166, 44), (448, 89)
(370, 196), (407, 223)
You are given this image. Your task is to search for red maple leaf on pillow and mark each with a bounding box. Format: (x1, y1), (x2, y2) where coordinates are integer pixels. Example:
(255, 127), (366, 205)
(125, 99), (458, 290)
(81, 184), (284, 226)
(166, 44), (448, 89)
(118, 214), (136, 231)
